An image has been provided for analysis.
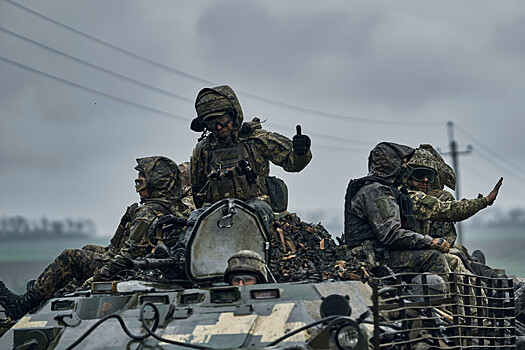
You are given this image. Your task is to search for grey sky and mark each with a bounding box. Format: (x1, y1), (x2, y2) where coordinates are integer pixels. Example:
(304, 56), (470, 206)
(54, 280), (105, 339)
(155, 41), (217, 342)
(1, 0), (525, 240)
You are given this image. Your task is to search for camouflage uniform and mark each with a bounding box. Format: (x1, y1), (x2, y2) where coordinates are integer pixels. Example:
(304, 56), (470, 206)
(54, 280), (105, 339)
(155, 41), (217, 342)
(407, 147), (484, 278)
(344, 142), (450, 276)
(178, 161), (196, 211)
(190, 85), (312, 210)
(96, 156), (190, 278)
(407, 147), (488, 241)
(0, 156), (188, 319)
(410, 189), (488, 238)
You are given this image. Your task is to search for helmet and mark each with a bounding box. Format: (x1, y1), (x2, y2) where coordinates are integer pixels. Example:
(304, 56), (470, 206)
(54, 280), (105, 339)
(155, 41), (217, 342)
(408, 148), (438, 173)
(419, 144), (456, 191)
(224, 250), (268, 284)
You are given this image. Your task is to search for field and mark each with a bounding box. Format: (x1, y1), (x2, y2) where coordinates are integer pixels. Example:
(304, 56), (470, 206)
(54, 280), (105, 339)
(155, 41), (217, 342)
(0, 225), (523, 294)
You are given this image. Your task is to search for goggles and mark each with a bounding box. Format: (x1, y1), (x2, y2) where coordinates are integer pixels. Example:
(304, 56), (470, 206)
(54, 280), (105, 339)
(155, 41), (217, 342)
(231, 274), (257, 285)
(410, 167), (437, 183)
(205, 113), (232, 130)
(135, 177), (147, 192)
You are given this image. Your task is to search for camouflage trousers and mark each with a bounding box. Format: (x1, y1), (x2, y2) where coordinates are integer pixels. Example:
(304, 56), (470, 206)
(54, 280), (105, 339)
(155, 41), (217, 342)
(382, 249), (451, 277)
(82, 244), (108, 255)
(33, 249), (104, 299)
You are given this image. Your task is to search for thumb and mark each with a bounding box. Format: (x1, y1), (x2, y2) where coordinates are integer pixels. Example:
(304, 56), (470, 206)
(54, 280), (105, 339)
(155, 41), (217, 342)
(296, 125), (302, 136)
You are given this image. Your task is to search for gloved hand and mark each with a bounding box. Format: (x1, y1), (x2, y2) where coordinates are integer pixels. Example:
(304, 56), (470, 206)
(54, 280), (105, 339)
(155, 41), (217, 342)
(292, 125), (311, 156)
(96, 255), (130, 281)
(430, 238), (450, 253)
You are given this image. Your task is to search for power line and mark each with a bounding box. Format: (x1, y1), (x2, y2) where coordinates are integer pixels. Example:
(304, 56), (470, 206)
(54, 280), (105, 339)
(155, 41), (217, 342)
(0, 56), (191, 122)
(0, 46), (375, 147)
(1, 23), (378, 147)
(461, 161), (524, 202)
(2, 0), (447, 126)
(0, 26), (193, 103)
(312, 144), (370, 152)
(459, 137), (525, 183)
(266, 122), (375, 147)
(2, 0), (214, 85)
(455, 123), (525, 175)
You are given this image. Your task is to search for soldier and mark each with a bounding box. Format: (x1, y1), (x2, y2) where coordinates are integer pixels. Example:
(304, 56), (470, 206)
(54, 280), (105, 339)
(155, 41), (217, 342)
(344, 142), (451, 277)
(189, 85), (312, 228)
(407, 147), (502, 240)
(407, 146), (503, 276)
(224, 250), (269, 286)
(0, 156), (188, 320)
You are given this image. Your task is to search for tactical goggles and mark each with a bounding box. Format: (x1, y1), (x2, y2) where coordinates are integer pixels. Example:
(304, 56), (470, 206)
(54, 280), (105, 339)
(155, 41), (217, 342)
(135, 177), (147, 192)
(410, 167), (437, 183)
(231, 274), (257, 285)
(205, 113), (232, 130)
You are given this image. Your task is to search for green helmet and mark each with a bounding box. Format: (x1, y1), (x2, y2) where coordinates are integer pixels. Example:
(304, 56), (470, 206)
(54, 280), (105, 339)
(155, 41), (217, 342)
(224, 250), (268, 284)
(419, 144), (456, 191)
(407, 148), (438, 173)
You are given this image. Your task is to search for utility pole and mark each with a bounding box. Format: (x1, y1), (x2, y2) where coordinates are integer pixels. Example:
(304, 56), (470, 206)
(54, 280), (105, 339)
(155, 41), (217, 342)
(442, 121), (472, 245)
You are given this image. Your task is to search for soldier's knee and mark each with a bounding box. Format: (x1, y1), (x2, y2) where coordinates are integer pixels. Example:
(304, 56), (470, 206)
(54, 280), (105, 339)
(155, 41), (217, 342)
(427, 250), (450, 274)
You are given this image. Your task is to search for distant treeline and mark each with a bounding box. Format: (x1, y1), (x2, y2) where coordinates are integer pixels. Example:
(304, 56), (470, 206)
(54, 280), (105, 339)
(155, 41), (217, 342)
(487, 208), (525, 227)
(0, 216), (96, 240)
(468, 207), (525, 228)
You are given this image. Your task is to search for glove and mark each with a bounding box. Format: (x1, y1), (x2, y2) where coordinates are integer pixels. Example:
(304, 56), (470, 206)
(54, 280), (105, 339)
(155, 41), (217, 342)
(292, 125), (311, 156)
(96, 255), (130, 280)
(430, 238), (450, 253)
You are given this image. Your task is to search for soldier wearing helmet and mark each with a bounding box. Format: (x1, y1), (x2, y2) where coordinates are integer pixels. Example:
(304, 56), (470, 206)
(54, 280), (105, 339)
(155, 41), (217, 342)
(0, 156), (189, 320)
(406, 146), (503, 239)
(344, 142), (451, 277)
(224, 250), (269, 286)
(189, 85), (312, 229)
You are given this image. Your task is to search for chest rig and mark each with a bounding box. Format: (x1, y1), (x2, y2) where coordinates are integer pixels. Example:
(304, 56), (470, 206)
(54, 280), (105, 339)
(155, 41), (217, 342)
(206, 142), (266, 203)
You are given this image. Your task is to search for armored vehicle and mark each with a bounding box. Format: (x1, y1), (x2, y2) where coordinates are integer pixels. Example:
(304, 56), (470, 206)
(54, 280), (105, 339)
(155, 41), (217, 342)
(0, 199), (519, 349)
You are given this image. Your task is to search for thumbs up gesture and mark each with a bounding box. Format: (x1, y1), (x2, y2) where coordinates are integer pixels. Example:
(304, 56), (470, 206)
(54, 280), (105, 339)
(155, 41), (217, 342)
(292, 125), (311, 156)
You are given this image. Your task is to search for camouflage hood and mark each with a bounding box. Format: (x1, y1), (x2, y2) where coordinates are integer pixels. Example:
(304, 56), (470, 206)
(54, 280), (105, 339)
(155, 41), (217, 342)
(135, 156), (182, 201)
(368, 142), (414, 183)
(193, 85), (244, 142)
(419, 144), (456, 190)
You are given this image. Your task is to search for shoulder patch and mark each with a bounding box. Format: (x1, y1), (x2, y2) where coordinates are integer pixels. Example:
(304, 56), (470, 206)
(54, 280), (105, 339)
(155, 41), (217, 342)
(375, 197), (394, 219)
(419, 194), (438, 207)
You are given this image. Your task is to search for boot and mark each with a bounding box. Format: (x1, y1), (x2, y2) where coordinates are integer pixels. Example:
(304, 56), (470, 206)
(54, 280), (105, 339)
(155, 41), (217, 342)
(0, 281), (42, 320)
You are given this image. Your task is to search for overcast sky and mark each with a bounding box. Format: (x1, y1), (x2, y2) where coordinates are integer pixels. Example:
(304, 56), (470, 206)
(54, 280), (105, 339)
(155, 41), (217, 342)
(1, 0), (525, 241)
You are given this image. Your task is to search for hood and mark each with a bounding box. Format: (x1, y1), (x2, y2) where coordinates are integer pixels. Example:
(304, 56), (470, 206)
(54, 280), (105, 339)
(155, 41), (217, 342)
(135, 156), (182, 201)
(419, 144), (456, 191)
(368, 142), (414, 181)
(193, 85), (244, 139)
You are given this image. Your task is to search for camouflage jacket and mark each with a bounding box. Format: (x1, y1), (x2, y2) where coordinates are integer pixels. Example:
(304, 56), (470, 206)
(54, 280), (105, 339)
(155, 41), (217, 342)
(190, 118), (312, 208)
(117, 199), (188, 260)
(346, 182), (433, 250)
(409, 189), (488, 238)
(427, 189), (457, 245)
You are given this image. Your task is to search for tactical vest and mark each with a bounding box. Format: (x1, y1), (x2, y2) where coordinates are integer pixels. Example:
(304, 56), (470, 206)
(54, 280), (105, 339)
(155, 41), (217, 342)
(205, 142), (267, 203)
(344, 176), (417, 248)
